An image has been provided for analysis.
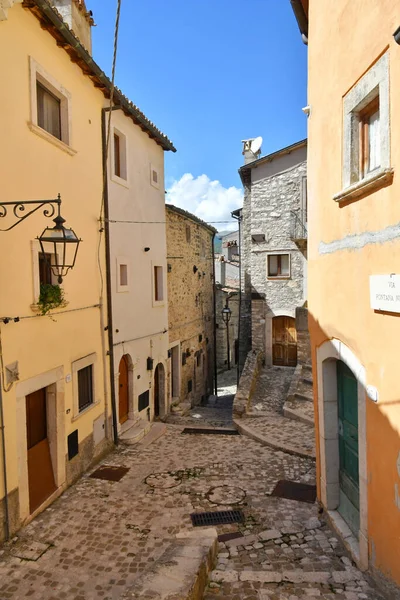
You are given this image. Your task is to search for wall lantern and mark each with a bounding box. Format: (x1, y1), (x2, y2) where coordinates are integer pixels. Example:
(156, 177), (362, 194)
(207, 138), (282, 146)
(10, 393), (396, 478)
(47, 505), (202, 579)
(221, 303), (232, 371)
(221, 305), (232, 324)
(0, 194), (81, 283)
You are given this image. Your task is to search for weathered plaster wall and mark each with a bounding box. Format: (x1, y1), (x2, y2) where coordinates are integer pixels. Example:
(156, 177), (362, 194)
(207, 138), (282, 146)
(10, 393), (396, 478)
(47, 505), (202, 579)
(166, 206), (215, 407)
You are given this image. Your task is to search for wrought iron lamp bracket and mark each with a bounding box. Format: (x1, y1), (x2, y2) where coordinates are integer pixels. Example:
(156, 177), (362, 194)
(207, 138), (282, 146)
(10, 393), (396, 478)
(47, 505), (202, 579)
(0, 194), (61, 232)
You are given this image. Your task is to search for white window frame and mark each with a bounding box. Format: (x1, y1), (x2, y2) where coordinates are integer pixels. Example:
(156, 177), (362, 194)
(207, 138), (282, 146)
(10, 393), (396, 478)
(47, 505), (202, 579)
(266, 252), (291, 279)
(28, 56), (75, 155)
(71, 353), (99, 419)
(116, 256), (130, 293)
(30, 240), (64, 309)
(335, 52), (392, 203)
(110, 126), (129, 187)
(150, 163), (160, 189)
(152, 263), (165, 306)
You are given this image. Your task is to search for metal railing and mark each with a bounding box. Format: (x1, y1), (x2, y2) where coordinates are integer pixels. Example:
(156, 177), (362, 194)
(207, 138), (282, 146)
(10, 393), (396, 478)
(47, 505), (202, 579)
(290, 209), (307, 241)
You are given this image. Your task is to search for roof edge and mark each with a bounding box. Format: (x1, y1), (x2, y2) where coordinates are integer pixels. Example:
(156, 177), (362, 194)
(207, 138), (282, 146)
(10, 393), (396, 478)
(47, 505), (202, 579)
(239, 138), (307, 174)
(290, 0), (309, 38)
(165, 204), (217, 234)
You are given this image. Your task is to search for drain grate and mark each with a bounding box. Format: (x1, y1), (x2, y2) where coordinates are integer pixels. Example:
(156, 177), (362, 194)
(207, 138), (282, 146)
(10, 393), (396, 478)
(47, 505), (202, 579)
(90, 465), (130, 482)
(182, 428), (239, 436)
(271, 480), (316, 504)
(190, 509), (244, 527)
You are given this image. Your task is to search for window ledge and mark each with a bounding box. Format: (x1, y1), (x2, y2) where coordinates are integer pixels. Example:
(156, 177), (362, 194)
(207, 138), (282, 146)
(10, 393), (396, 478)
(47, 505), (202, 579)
(28, 122), (77, 156)
(111, 173), (130, 189)
(267, 276), (291, 281)
(30, 301), (69, 314)
(72, 399), (101, 422)
(334, 168), (394, 203)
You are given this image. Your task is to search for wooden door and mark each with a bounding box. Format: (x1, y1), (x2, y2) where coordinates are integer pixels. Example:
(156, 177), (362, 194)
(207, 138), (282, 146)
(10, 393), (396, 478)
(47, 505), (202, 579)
(118, 356), (129, 424)
(337, 361), (360, 537)
(272, 317), (297, 367)
(26, 388), (56, 514)
(154, 364), (160, 418)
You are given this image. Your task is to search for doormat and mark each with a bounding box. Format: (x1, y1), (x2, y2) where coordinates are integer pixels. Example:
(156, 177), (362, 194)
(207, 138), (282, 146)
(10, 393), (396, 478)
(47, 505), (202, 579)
(182, 428), (239, 435)
(190, 509), (244, 527)
(90, 465), (130, 482)
(271, 480), (317, 504)
(10, 540), (52, 561)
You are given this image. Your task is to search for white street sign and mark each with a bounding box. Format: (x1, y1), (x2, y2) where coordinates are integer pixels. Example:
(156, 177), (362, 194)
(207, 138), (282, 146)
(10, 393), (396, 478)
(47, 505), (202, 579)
(370, 274), (400, 313)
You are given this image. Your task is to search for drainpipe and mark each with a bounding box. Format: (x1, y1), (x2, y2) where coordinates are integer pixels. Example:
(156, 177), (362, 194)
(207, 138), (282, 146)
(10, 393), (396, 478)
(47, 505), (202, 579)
(232, 209), (242, 386)
(101, 106), (120, 445)
(0, 380), (10, 541)
(212, 233), (218, 396)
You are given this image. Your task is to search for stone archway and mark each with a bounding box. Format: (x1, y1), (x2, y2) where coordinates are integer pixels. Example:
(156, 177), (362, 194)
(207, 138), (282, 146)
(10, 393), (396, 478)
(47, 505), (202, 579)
(154, 363), (165, 419)
(316, 339), (368, 570)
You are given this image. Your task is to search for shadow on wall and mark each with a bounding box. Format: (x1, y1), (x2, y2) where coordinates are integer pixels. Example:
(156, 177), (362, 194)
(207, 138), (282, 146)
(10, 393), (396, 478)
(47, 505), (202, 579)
(309, 310), (400, 594)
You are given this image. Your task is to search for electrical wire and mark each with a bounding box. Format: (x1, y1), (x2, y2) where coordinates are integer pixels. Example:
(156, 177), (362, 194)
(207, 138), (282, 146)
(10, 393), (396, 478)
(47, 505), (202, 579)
(0, 304), (100, 324)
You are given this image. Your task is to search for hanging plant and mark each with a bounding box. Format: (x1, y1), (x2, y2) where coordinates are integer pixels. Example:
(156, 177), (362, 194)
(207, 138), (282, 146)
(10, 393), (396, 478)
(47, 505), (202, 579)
(37, 283), (66, 316)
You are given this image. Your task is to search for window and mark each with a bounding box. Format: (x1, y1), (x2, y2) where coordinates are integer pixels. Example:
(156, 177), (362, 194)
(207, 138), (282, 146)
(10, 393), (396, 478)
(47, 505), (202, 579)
(359, 97), (380, 179)
(267, 254), (290, 278)
(150, 164), (160, 189)
(77, 365), (93, 412)
(336, 52), (392, 202)
(39, 252), (53, 285)
(37, 82), (61, 140)
(188, 380), (193, 393)
(138, 390), (150, 412)
(186, 225), (191, 243)
(119, 264), (128, 287)
(154, 266), (164, 302)
(29, 57), (73, 153)
(111, 128), (127, 182)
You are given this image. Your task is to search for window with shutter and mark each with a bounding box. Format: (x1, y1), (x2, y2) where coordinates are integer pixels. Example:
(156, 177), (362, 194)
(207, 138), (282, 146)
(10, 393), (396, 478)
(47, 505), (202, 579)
(36, 82), (61, 140)
(78, 365), (94, 412)
(267, 254), (291, 278)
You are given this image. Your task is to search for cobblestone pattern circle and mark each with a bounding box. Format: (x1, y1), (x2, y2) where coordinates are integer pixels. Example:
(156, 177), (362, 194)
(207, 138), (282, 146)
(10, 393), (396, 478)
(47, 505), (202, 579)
(206, 484), (246, 505)
(144, 471), (181, 489)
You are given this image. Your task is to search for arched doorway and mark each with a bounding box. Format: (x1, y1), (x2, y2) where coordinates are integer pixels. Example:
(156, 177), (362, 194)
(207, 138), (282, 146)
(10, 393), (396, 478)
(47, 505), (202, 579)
(118, 355), (129, 424)
(272, 316), (297, 366)
(154, 363), (165, 419)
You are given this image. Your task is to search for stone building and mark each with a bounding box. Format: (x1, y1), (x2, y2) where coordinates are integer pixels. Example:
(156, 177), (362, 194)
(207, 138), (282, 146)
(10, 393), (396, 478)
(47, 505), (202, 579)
(165, 205), (216, 411)
(238, 139), (308, 372)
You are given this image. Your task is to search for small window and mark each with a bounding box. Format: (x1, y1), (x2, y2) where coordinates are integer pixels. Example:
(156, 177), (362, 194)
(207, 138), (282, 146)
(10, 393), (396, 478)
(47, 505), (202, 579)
(78, 365), (94, 412)
(196, 353), (201, 367)
(39, 252), (53, 285)
(138, 390), (150, 412)
(359, 97), (380, 179)
(154, 266), (164, 302)
(112, 128), (127, 181)
(150, 164), (160, 189)
(267, 254), (290, 278)
(37, 82), (61, 140)
(186, 225), (191, 243)
(119, 264), (128, 287)
(188, 380), (192, 393)
(114, 133), (121, 178)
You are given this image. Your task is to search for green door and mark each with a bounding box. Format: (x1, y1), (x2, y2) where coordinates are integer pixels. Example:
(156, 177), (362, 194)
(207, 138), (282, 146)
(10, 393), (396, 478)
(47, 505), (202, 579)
(337, 361), (360, 537)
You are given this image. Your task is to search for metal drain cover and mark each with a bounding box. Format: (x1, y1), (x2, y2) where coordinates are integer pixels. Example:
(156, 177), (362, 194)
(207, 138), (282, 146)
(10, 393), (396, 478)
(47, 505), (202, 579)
(206, 485), (246, 505)
(271, 480), (317, 504)
(182, 428), (239, 435)
(90, 465), (129, 482)
(10, 540), (51, 561)
(190, 509), (244, 527)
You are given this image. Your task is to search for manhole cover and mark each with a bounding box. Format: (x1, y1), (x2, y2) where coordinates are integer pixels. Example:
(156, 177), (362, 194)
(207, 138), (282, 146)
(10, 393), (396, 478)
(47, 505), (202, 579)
(90, 465), (130, 482)
(182, 428), (239, 436)
(206, 485), (246, 505)
(271, 480), (317, 504)
(191, 509), (244, 527)
(10, 540), (51, 561)
(145, 472), (181, 489)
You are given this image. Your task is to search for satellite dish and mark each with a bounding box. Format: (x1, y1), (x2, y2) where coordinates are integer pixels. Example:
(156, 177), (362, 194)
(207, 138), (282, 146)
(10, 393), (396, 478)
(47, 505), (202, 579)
(250, 136), (262, 154)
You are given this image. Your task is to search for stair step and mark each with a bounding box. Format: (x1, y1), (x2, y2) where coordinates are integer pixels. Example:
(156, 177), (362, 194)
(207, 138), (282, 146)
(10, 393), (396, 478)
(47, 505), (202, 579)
(119, 419), (151, 445)
(302, 377), (313, 385)
(284, 405), (314, 426)
(139, 423), (167, 448)
(294, 392), (313, 402)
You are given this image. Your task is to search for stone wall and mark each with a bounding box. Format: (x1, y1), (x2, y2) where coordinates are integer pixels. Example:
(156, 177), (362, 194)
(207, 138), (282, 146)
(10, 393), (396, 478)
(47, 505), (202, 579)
(296, 306), (311, 365)
(233, 350), (263, 419)
(166, 205), (216, 407)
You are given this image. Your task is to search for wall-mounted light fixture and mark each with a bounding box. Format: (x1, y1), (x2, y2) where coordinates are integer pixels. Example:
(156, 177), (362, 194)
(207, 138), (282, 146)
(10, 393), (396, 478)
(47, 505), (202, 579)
(144, 247), (150, 252)
(0, 194), (80, 283)
(394, 26), (400, 44)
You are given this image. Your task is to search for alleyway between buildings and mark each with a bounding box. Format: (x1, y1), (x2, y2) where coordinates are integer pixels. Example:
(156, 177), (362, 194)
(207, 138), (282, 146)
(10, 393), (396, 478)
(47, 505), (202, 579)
(0, 370), (388, 600)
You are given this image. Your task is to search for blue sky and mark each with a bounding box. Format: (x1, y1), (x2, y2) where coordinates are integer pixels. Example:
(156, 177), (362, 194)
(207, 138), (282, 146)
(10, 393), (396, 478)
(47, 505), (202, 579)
(92, 0), (307, 229)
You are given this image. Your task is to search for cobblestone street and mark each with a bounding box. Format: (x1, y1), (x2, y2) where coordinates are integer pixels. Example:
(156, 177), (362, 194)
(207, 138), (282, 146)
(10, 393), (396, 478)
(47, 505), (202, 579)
(0, 370), (388, 600)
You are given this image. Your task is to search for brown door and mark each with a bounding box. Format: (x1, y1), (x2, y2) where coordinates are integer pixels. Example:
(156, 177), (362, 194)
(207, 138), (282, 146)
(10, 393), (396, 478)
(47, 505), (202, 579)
(272, 316), (297, 367)
(118, 356), (129, 424)
(26, 388), (56, 514)
(154, 364), (160, 418)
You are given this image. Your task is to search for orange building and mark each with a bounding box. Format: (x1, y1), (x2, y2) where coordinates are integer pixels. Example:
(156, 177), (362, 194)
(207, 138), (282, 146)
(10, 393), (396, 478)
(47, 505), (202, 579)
(292, 0), (400, 591)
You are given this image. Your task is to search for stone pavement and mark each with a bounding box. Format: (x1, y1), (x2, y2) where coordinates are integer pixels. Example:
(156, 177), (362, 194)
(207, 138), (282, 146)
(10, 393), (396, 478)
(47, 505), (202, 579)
(0, 368), (388, 600)
(236, 366), (316, 459)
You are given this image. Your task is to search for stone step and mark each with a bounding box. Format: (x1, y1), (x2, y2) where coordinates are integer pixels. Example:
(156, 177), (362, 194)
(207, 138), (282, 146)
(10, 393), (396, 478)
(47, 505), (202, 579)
(284, 404), (314, 426)
(294, 392), (313, 403)
(121, 529), (218, 599)
(139, 422), (167, 448)
(119, 419), (151, 445)
(210, 568), (332, 585)
(302, 376), (313, 385)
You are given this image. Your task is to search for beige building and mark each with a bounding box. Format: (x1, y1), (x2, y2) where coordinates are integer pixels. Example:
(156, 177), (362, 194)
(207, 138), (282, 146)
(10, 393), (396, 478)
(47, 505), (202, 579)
(104, 99), (175, 439)
(166, 205), (216, 411)
(0, 0), (112, 539)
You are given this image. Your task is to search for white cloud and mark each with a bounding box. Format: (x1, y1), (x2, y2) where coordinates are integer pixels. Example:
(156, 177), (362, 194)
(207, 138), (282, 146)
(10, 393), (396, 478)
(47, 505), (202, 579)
(166, 173), (243, 232)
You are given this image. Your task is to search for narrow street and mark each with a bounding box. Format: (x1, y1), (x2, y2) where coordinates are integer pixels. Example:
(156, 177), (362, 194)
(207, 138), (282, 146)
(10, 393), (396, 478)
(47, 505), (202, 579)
(0, 371), (387, 600)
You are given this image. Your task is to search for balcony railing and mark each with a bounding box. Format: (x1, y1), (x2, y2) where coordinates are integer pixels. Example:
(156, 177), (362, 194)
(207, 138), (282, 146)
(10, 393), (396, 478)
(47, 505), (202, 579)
(290, 209), (307, 242)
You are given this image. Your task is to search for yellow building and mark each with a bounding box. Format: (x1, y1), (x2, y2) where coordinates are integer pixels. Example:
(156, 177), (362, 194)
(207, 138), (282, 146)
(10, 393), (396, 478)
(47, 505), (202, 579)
(292, 0), (400, 590)
(166, 205), (216, 412)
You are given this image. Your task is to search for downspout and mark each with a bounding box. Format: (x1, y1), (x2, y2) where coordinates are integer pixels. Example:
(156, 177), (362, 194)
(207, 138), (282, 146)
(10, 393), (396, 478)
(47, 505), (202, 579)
(212, 233), (218, 395)
(0, 381), (9, 541)
(232, 210), (242, 386)
(102, 106), (119, 445)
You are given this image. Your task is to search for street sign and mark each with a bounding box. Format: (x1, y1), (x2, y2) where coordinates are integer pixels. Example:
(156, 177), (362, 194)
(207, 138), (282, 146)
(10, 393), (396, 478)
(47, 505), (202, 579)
(370, 274), (400, 313)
